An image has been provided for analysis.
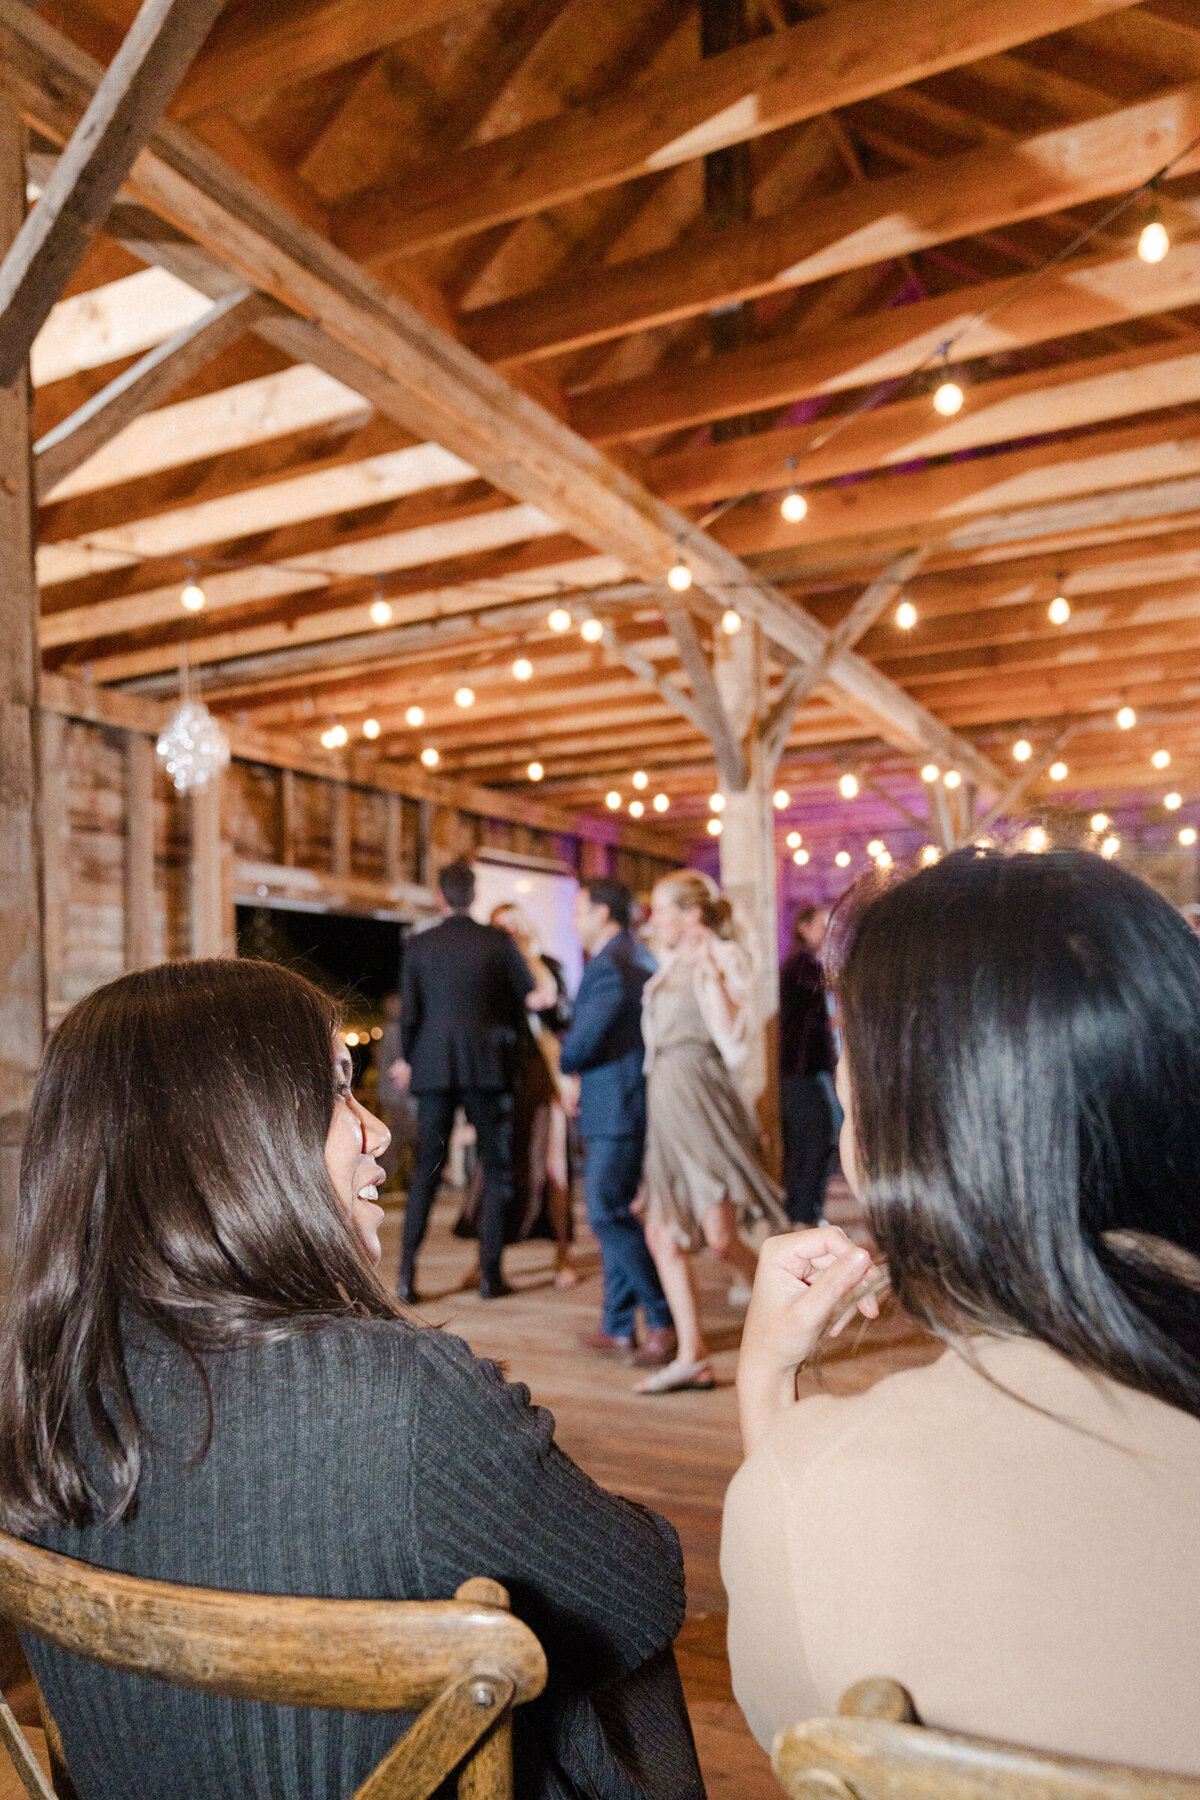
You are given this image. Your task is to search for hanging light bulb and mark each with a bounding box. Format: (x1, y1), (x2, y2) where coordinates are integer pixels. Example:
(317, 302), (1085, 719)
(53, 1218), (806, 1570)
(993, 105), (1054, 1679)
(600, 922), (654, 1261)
(1091, 813), (1109, 833)
(773, 788), (790, 809)
(527, 761), (544, 782)
(875, 849), (893, 869)
(629, 799), (645, 818)
(921, 845), (940, 866)
(369, 596), (392, 626)
(944, 770), (962, 789)
(1180, 826), (1197, 846)
(1138, 208), (1169, 264)
(895, 599), (917, 630)
(512, 656), (533, 681)
(1049, 761), (1068, 782)
(932, 355), (965, 415)
(793, 848), (810, 865)
(1165, 791), (1183, 810)
(632, 770), (649, 790)
(405, 705), (425, 728)
(835, 850), (851, 868)
(1152, 749), (1171, 769)
(721, 609), (742, 634)
(420, 746), (439, 767)
(706, 817), (723, 836)
(547, 607), (572, 632)
(1048, 594), (1071, 626)
(454, 686), (475, 708)
(920, 763), (939, 783)
(1117, 705), (1136, 730)
(320, 724), (348, 749)
(580, 617), (604, 643)
(180, 577), (206, 613)
(667, 560), (693, 592)
(709, 792), (726, 812)
(653, 793), (669, 812)
(362, 718), (381, 739)
(1025, 826), (1050, 853)
(1101, 835), (1120, 858)
(1013, 739), (1032, 762)
(838, 772), (859, 799)
(786, 830), (802, 849)
(605, 791), (621, 810)
(866, 839), (885, 857)
(780, 488), (808, 523)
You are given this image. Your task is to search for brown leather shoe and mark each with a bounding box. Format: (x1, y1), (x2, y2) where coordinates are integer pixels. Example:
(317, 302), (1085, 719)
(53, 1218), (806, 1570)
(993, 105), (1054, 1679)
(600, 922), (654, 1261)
(630, 1326), (677, 1368)
(579, 1330), (634, 1355)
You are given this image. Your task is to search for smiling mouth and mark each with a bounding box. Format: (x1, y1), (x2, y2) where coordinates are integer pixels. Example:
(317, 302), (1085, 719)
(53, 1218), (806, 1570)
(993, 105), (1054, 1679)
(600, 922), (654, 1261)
(356, 1183), (380, 1202)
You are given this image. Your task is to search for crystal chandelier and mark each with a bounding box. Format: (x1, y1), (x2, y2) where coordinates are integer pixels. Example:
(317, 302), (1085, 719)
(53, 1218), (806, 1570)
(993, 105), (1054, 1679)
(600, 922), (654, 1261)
(156, 650), (229, 793)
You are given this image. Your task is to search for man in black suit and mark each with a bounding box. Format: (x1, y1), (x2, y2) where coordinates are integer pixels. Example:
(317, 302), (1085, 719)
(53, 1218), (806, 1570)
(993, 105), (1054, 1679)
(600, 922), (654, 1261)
(396, 859), (536, 1301)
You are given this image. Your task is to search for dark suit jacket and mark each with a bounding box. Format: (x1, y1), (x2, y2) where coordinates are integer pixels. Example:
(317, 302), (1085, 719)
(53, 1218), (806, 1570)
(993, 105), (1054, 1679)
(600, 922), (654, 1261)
(401, 912), (534, 1092)
(559, 931), (656, 1140)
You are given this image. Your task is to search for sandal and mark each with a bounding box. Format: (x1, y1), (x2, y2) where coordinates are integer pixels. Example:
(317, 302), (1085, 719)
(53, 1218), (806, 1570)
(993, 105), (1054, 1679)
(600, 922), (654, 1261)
(633, 1358), (716, 1395)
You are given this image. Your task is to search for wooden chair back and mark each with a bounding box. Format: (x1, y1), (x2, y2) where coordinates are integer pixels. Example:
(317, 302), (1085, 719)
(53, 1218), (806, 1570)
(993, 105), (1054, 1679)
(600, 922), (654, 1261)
(773, 1678), (1200, 1800)
(0, 1529), (547, 1800)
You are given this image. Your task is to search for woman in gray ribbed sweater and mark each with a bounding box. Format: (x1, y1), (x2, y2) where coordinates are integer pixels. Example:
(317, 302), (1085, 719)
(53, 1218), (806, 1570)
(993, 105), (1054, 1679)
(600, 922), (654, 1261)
(0, 960), (702, 1800)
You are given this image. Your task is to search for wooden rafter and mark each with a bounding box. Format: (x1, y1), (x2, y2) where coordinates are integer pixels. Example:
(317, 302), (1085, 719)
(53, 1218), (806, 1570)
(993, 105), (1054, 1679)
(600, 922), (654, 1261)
(663, 606), (747, 792)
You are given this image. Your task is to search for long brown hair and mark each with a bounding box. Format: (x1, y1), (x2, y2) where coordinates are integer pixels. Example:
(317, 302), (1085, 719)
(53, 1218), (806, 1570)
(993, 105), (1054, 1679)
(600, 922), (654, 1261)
(0, 960), (400, 1532)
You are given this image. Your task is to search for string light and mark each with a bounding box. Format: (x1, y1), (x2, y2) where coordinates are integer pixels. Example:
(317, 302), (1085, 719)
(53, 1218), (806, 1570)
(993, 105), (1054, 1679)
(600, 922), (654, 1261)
(580, 618), (604, 643)
(944, 770), (962, 790)
(605, 791), (621, 810)
(780, 488), (808, 523)
(405, 705), (425, 727)
(180, 578), (206, 613)
(527, 761), (544, 782)
(1101, 835), (1120, 858)
(369, 597), (392, 626)
(835, 850), (851, 868)
(454, 686), (475, 708)
(1049, 761), (1068, 781)
(933, 350), (965, 416)
(838, 773), (859, 799)
(707, 818), (723, 836)
(629, 799), (645, 817)
(1013, 739), (1032, 762)
(1181, 826), (1197, 846)
(709, 792), (726, 812)
(793, 848), (810, 865)
(895, 599), (917, 630)
(420, 746), (439, 767)
(921, 845), (940, 865)
(1117, 705), (1136, 729)
(920, 763), (939, 783)
(547, 607), (572, 632)
(653, 793), (669, 812)
(1153, 749), (1171, 769)
(667, 560), (693, 592)
(1165, 792), (1182, 810)
(632, 770), (648, 790)
(875, 850), (893, 869)
(867, 839), (885, 857)
(1026, 826), (1049, 853)
(1091, 813), (1109, 832)
(773, 788), (790, 809)
(786, 831), (802, 849)
(1138, 209), (1170, 263)
(362, 718), (381, 739)
(320, 724), (348, 749)
(721, 609), (742, 634)
(1048, 594), (1070, 626)
(512, 656), (533, 681)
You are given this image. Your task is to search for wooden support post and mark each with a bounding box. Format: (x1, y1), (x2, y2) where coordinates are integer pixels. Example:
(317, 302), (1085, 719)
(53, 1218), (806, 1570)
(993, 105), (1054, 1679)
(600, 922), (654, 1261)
(928, 780), (956, 852)
(189, 774), (225, 958)
(384, 792), (402, 884)
(714, 622), (781, 1173)
(0, 92), (42, 1248)
(330, 780), (351, 877)
(124, 731), (156, 970)
(40, 710), (68, 1022)
(278, 766), (297, 866)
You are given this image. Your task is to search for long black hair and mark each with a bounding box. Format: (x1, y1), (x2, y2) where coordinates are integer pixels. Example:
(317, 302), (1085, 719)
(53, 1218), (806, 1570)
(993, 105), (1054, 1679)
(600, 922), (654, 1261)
(829, 850), (1200, 1418)
(0, 959), (401, 1533)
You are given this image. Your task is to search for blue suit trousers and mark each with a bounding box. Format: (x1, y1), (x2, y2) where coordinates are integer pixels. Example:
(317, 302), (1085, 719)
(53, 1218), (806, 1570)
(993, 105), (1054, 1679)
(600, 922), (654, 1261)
(583, 1133), (672, 1336)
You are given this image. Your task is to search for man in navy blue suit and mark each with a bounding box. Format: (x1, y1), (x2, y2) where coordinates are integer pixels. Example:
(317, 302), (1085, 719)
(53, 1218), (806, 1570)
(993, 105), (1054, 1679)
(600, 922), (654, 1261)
(559, 878), (675, 1366)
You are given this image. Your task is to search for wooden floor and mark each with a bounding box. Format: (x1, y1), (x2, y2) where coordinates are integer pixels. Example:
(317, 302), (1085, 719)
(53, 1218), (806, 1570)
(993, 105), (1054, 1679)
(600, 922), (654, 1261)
(380, 1183), (939, 1798)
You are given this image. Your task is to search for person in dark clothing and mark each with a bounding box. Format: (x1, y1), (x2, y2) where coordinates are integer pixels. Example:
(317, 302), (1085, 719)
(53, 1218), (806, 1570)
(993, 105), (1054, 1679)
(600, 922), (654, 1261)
(398, 859), (547, 1302)
(0, 958), (703, 1800)
(559, 879), (675, 1367)
(779, 905), (839, 1226)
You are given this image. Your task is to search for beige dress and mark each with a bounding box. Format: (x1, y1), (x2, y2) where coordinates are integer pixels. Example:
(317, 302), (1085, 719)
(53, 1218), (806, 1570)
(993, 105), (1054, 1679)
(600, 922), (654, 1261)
(721, 1335), (1200, 1774)
(642, 952), (786, 1250)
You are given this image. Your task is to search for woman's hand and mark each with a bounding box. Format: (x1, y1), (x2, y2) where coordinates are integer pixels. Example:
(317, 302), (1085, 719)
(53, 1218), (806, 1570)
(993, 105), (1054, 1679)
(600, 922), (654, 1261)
(736, 1227), (882, 1455)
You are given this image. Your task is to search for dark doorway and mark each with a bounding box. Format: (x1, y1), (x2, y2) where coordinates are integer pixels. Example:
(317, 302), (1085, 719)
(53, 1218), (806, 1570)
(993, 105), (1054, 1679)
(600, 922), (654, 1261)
(236, 904), (403, 1012)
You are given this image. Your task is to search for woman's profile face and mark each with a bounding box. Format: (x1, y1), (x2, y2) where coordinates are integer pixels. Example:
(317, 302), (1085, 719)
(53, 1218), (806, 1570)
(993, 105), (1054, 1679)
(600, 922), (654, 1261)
(650, 889), (695, 949)
(324, 1046), (389, 1264)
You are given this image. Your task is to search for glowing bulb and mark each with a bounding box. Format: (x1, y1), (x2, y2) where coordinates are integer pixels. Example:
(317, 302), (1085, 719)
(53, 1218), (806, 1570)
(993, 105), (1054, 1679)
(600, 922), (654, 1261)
(527, 761), (544, 782)
(1048, 595), (1070, 626)
(319, 727), (340, 749)
(773, 788), (790, 810)
(629, 799), (645, 818)
(1091, 813), (1109, 833)
(944, 770), (962, 789)
(780, 489), (808, 524)
(1101, 835), (1120, 858)
(793, 848), (810, 865)
(1138, 218), (1169, 263)
(920, 763), (939, 783)
(512, 656), (533, 681)
(369, 597), (392, 626)
(839, 773), (859, 799)
(721, 609), (742, 634)
(454, 686), (475, 708)
(605, 791), (621, 810)
(1180, 826), (1197, 846)
(420, 746), (439, 767)
(835, 850), (851, 868)
(867, 839), (885, 857)
(933, 379), (964, 417)
(580, 617), (604, 643)
(653, 793), (669, 812)
(921, 845), (940, 866)
(362, 718), (381, 739)
(1165, 791), (1182, 810)
(1049, 761), (1068, 782)
(706, 818), (723, 836)
(895, 600), (917, 630)
(1026, 826), (1049, 853)
(875, 850), (893, 869)
(405, 705), (425, 728)
(667, 561), (693, 592)
(1153, 749), (1171, 769)
(786, 831), (802, 849)
(547, 607), (572, 632)
(1117, 705), (1136, 729)
(709, 792), (726, 812)
(1013, 739), (1032, 762)
(181, 579), (206, 612)
(632, 770), (648, 790)
(344, 1032), (359, 1047)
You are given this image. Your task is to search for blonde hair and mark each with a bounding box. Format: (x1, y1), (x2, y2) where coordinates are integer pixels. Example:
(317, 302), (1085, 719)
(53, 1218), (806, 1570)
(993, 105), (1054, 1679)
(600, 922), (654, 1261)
(653, 869), (738, 940)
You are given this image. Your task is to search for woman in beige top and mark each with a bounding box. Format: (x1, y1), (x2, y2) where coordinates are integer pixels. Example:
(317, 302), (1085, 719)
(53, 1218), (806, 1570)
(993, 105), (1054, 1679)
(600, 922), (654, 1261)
(721, 847), (1200, 1775)
(636, 870), (786, 1396)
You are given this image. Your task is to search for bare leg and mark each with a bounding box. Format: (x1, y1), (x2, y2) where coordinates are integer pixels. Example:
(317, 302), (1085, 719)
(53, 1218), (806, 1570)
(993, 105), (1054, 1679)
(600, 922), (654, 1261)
(702, 1199), (759, 1285)
(644, 1217), (707, 1366)
(548, 1180), (578, 1288)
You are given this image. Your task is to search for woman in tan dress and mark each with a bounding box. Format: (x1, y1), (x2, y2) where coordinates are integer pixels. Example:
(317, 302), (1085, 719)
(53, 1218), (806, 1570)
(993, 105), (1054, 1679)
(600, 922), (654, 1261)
(635, 871), (786, 1394)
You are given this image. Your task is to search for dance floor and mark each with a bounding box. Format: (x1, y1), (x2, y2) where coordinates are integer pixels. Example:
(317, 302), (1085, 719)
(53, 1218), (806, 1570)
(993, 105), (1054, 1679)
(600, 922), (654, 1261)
(378, 1184), (939, 1798)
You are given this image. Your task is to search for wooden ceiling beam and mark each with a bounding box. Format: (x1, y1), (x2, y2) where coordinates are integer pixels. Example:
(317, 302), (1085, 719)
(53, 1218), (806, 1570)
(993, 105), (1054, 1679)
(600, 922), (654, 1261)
(461, 81), (1200, 365)
(334, 0), (1137, 266)
(2, 2), (996, 788)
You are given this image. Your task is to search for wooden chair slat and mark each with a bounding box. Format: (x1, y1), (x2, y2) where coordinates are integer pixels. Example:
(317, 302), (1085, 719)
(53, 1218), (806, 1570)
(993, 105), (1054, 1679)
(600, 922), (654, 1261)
(0, 1701), (54, 1800)
(351, 1673), (513, 1800)
(456, 1716), (512, 1800)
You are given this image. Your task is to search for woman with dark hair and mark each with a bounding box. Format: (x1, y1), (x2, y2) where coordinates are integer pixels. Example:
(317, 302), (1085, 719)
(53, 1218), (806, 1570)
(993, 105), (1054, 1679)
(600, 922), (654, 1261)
(722, 850), (1200, 1773)
(0, 959), (702, 1800)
